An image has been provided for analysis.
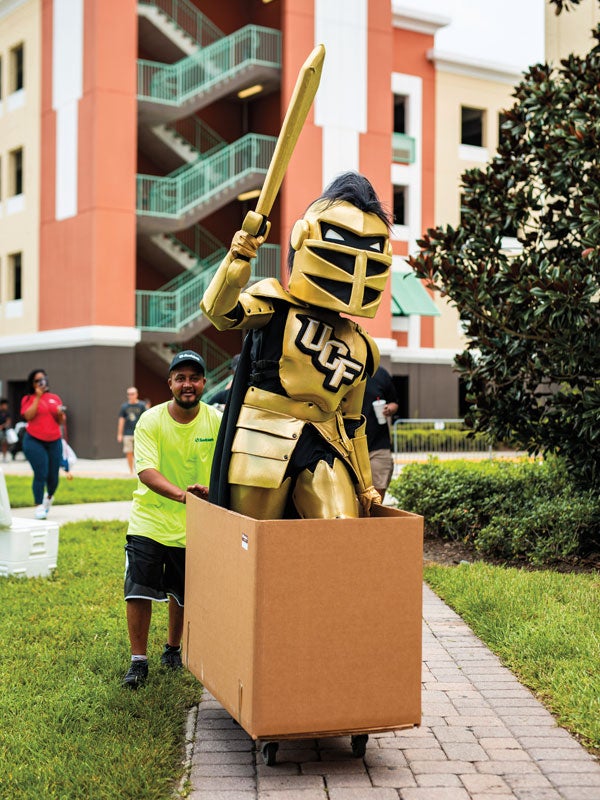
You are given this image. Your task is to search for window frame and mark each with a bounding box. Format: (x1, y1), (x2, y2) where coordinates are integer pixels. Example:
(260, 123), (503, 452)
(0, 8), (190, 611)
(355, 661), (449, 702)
(10, 43), (24, 93)
(9, 147), (23, 197)
(461, 105), (485, 148)
(8, 251), (22, 301)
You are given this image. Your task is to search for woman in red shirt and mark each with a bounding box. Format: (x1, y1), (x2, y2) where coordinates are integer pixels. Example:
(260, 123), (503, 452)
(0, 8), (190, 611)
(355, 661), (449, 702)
(20, 369), (66, 520)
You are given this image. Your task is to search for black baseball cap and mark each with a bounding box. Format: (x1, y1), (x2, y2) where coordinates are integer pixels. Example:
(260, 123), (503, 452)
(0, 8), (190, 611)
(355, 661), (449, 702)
(168, 350), (206, 374)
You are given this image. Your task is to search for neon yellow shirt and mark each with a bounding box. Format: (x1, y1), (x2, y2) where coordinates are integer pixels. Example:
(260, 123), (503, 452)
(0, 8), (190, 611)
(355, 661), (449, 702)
(127, 401), (222, 547)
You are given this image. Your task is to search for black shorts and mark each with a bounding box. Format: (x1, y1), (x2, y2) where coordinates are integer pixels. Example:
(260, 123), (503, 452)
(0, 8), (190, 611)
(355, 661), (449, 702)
(124, 535), (186, 607)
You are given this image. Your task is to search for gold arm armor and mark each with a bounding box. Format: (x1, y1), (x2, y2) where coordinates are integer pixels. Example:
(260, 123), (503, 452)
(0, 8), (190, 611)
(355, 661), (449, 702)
(200, 255), (276, 331)
(200, 227), (275, 331)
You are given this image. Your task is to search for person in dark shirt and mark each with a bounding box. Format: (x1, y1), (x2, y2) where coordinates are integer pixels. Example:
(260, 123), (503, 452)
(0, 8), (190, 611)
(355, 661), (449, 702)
(361, 366), (399, 501)
(117, 387), (147, 474)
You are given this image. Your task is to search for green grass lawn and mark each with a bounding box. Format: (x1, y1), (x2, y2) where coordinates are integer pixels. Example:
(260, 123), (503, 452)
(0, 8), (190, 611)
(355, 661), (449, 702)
(5, 475), (135, 507)
(424, 562), (600, 752)
(0, 521), (202, 800)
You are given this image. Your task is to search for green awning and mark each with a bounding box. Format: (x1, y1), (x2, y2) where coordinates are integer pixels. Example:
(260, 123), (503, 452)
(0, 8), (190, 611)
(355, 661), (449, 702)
(391, 270), (440, 316)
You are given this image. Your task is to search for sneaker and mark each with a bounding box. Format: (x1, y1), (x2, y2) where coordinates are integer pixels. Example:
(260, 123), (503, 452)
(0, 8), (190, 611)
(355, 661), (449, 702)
(43, 494), (54, 513)
(160, 644), (183, 670)
(34, 505), (47, 520)
(122, 659), (148, 689)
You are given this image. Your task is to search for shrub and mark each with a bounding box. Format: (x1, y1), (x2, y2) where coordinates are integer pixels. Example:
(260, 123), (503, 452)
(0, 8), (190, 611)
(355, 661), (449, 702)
(478, 493), (600, 565)
(388, 457), (600, 565)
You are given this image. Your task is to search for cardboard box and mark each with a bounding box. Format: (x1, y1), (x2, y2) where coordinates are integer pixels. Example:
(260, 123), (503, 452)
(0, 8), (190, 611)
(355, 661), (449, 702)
(184, 496), (423, 741)
(0, 517), (60, 578)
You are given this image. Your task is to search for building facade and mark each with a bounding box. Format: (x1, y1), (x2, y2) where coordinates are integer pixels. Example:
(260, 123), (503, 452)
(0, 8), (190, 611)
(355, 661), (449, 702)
(0, 0), (556, 456)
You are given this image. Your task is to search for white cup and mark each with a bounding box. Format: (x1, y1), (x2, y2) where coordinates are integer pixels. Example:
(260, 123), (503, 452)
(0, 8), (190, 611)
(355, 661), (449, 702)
(372, 399), (387, 424)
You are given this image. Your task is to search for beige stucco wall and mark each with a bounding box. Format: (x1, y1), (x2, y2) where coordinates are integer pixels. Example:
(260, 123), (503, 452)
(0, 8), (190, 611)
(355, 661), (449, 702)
(546, 0), (600, 62)
(0, 0), (40, 337)
(432, 66), (519, 352)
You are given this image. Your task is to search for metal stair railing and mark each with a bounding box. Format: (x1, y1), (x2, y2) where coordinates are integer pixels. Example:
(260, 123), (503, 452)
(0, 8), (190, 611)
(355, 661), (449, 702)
(167, 116), (226, 159)
(158, 227), (227, 293)
(136, 132), (276, 220)
(137, 25), (281, 109)
(136, 243), (280, 332)
(159, 245), (226, 293)
(138, 0), (223, 48)
(172, 223), (226, 261)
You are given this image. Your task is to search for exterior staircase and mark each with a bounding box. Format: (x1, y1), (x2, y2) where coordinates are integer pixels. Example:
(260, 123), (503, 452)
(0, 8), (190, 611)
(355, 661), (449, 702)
(136, 230), (281, 342)
(138, 0), (223, 60)
(135, 2), (282, 375)
(138, 25), (281, 123)
(137, 116), (225, 172)
(137, 132), (276, 233)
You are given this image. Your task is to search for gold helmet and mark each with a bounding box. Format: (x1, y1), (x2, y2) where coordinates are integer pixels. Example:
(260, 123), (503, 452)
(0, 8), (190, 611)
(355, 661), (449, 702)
(287, 174), (392, 318)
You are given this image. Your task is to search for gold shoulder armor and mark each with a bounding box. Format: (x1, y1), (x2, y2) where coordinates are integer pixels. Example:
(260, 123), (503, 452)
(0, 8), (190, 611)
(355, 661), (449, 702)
(235, 291), (276, 329)
(246, 278), (305, 305)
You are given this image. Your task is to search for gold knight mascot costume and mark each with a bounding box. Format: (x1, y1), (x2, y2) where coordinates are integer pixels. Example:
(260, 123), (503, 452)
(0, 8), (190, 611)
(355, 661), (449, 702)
(201, 171), (392, 520)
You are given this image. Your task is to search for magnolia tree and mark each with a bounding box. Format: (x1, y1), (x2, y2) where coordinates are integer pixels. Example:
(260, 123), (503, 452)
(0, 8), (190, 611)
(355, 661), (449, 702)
(409, 0), (600, 486)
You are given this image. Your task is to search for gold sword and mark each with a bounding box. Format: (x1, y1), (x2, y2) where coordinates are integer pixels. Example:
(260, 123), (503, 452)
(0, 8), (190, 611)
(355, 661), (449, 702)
(200, 44), (326, 313)
(241, 43), (326, 238)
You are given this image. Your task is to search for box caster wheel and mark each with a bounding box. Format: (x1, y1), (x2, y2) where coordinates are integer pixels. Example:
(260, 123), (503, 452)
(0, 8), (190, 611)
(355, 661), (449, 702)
(261, 741), (279, 766)
(351, 734), (368, 758)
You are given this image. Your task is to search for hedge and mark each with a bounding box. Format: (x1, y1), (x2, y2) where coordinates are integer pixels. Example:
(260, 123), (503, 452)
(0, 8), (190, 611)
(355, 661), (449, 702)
(388, 457), (600, 565)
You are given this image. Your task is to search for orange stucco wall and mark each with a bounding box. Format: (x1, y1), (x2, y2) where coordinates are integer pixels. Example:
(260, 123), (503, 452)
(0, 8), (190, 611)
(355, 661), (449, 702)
(279, 0), (323, 286)
(393, 24), (437, 242)
(359, 0), (393, 339)
(393, 26), (437, 348)
(40, 0), (138, 330)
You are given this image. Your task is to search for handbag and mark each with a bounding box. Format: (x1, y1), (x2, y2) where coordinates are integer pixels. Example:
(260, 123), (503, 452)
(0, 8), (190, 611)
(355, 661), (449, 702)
(61, 439), (77, 473)
(5, 428), (18, 445)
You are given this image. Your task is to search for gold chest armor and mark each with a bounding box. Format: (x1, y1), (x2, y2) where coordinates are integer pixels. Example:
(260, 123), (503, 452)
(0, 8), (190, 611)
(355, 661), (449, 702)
(280, 308), (368, 413)
(228, 307), (377, 491)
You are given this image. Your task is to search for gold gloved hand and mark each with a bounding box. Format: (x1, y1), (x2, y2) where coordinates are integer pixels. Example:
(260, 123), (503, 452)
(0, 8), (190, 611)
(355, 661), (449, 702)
(358, 485), (382, 515)
(226, 231), (265, 288)
(231, 230), (264, 260)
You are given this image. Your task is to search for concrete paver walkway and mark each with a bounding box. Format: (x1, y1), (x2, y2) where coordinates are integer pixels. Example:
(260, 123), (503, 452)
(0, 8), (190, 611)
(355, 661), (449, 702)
(3, 458), (599, 799)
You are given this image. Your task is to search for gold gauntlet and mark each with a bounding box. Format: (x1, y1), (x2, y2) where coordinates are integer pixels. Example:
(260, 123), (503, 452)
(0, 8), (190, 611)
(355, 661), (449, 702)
(358, 485), (382, 515)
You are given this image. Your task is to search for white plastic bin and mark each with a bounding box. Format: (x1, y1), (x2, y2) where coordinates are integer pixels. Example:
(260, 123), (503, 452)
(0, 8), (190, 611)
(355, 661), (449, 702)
(0, 518), (60, 578)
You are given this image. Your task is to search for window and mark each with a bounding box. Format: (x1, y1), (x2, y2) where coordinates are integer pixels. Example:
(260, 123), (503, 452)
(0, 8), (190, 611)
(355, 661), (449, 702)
(8, 252), (22, 300)
(392, 93), (416, 163)
(461, 106), (485, 147)
(393, 185), (407, 226)
(9, 148), (23, 196)
(10, 44), (24, 92)
(393, 95), (406, 134)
